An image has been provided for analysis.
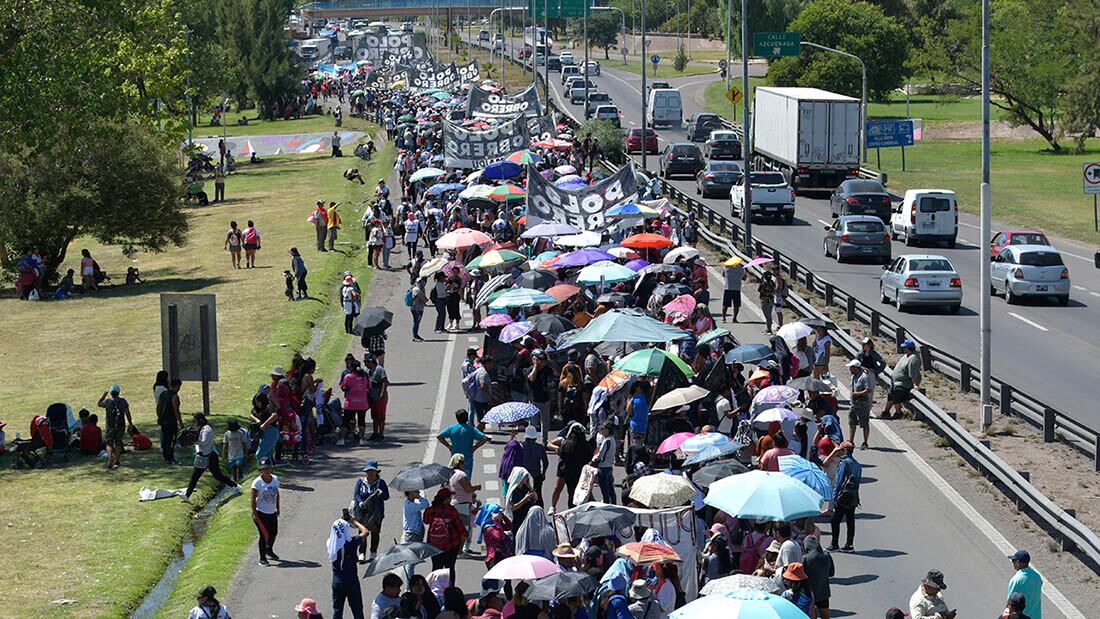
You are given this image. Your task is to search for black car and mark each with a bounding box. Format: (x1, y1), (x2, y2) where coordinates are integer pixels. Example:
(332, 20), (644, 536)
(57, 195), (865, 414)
(830, 179), (892, 222)
(703, 130), (742, 160)
(584, 92), (612, 118)
(686, 112), (723, 142)
(696, 160), (742, 198)
(547, 56), (562, 71)
(659, 143), (705, 179)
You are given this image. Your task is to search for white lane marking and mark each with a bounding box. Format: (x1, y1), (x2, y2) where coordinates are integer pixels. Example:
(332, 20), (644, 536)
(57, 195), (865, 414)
(482, 448), (496, 458)
(817, 219), (831, 226)
(874, 420), (1085, 619)
(483, 463), (496, 474)
(1007, 312), (1049, 332)
(484, 480), (500, 491)
(1090, 292), (1100, 298)
(421, 331), (457, 465)
(1072, 285), (1087, 291)
(466, 336), (479, 343)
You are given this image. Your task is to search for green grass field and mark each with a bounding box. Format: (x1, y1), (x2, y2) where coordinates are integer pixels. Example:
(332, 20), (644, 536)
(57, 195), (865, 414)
(612, 56), (716, 78)
(193, 111), (347, 139)
(0, 134), (394, 617)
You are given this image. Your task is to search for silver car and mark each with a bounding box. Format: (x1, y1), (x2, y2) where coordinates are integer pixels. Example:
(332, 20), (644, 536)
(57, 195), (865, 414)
(823, 215), (891, 264)
(879, 254), (963, 313)
(991, 244), (1070, 305)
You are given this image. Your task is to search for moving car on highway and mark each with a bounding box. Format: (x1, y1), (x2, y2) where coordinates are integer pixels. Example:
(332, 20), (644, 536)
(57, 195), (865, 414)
(568, 80), (596, 104)
(561, 65), (581, 84)
(823, 215), (892, 263)
(584, 92), (612, 118)
(559, 51), (575, 65)
(594, 104), (620, 127)
(880, 254), (963, 313)
(547, 55), (562, 70)
(659, 143), (705, 179)
(584, 60), (601, 76)
(830, 179), (892, 222)
(704, 130), (742, 160)
(647, 88), (682, 128)
(696, 161), (741, 198)
(991, 245), (1070, 305)
(649, 81), (671, 91)
(626, 128), (658, 154)
(891, 189), (958, 248)
(731, 171), (796, 224)
(686, 113), (723, 142)
(989, 229), (1051, 259)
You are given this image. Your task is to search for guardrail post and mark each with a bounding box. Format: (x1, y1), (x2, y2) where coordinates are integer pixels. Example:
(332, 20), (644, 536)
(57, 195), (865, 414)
(919, 344), (933, 372)
(999, 384), (1012, 416)
(959, 363), (972, 394)
(1043, 408), (1056, 443)
(895, 327), (906, 349)
(1016, 471), (1031, 510)
(805, 271), (814, 293)
(824, 283), (835, 307)
(980, 439), (991, 450)
(755, 240), (764, 257)
(870, 311), (881, 337)
(1062, 508), (1078, 551)
(846, 296), (857, 321)
(1095, 439), (1100, 473)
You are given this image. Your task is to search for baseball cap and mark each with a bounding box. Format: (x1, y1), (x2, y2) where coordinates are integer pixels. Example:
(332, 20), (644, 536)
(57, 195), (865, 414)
(1008, 549), (1030, 563)
(109, 384), (121, 394)
(922, 569), (947, 590)
(861, 337), (873, 345)
(885, 608), (908, 619)
(901, 338), (916, 350)
(846, 359), (863, 368)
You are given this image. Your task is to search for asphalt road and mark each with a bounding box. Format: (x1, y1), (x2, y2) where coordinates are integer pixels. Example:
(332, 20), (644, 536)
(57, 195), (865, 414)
(535, 57), (1100, 436)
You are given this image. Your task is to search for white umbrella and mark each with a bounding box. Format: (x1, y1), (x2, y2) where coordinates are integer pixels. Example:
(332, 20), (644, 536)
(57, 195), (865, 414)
(607, 247), (640, 259)
(651, 385), (710, 411)
(409, 167), (446, 183)
(663, 246), (701, 264)
(555, 231), (603, 248)
(775, 321), (814, 342)
(628, 473), (697, 508)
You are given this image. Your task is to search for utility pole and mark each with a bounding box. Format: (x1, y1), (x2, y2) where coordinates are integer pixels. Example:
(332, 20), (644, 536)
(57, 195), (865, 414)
(544, 0), (550, 97)
(583, 0), (589, 118)
(725, 0), (731, 90)
(640, 0), (648, 171)
(979, 0), (993, 431)
(740, 0), (751, 252)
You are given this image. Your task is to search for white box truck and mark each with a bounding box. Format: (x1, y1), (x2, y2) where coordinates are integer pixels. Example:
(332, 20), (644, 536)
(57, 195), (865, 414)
(752, 86), (861, 192)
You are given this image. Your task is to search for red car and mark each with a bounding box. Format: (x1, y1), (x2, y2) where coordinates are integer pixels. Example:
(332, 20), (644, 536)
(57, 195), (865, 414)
(626, 128), (658, 154)
(989, 229), (1051, 258)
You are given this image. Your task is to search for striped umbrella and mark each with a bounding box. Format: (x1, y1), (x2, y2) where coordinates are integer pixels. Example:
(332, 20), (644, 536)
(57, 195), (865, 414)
(437, 228), (492, 250)
(488, 288), (556, 310)
(778, 455), (833, 500)
(466, 249), (526, 270)
(487, 183), (527, 201)
(506, 150), (542, 165)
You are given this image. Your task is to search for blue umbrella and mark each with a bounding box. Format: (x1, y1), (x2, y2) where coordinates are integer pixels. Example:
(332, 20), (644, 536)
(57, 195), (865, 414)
(489, 288), (556, 310)
(670, 590), (808, 619)
(482, 402), (540, 424)
(555, 177), (588, 190)
(570, 309), (689, 345)
(704, 470), (825, 522)
(683, 441), (744, 466)
(552, 248), (617, 268)
(778, 454), (833, 500)
(427, 182), (467, 196)
(482, 160), (523, 180)
(499, 320), (535, 343)
(680, 433), (730, 454)
(577, 261), (639, 285)
(724, 343), (775, 364)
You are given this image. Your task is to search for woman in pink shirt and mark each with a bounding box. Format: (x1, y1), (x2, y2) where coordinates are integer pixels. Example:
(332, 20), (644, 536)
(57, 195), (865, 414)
(338, 361), (371, 447)
(80, 249), (97, 292)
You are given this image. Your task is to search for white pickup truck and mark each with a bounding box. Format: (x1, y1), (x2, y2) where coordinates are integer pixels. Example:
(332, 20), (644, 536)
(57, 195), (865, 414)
(730, 171), (797, 224)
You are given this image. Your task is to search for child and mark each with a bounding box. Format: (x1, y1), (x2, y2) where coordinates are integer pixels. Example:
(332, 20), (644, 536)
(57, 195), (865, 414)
(279, 409), (303, 464)
(125, 267), (144, 285)
(130, 427), (153, 451)
(222, 420), (250, 481)
(283, 270), (295, 301)
(78, 414), (104, 455)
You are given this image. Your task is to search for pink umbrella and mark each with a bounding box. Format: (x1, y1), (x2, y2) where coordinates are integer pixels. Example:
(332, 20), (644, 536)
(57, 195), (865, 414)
(438, 228), (492, 250)
(657, 432), (696, 454)
(662, 294), (697, 316)
(746, 256), (774, 268)
(480, 314), (515, 328)
(483, 554), (562, 580)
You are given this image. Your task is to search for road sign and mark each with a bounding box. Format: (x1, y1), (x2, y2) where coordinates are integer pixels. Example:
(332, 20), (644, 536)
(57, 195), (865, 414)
(865, 119), (914, 148)
(651, 54), (660, 65)
(752, 32), (800, 57)
(725, 85), (742, 105)
(1084, 162), (1100, 195)
(718, 59), (728, 69)
(530, 0), (584, 19)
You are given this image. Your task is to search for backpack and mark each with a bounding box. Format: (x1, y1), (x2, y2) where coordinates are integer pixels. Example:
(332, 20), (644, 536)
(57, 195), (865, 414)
(404, 287), (415, 307)
(461, 367), (480, 399)
(427, 514), (453, 548)
(739, 531), (770, 574)
(835, 467), (860, 509)
(244, 228), (258, 244)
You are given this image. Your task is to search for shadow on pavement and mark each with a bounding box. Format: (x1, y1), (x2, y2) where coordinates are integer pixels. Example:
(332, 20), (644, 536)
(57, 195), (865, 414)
(832, 573), (879, 586)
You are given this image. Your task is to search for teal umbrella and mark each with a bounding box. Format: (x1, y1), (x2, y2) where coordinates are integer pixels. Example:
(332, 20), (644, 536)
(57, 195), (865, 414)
(576, 260), (638, 285)
(698, 328), (732, 346)
(569, 309), (689, 345)
(488, 288), (556, 310)
(409, 167), (445, 183)
(432, 91), (451, 101)
(703, 470), (825, 522)
(613, 348), (695, 377)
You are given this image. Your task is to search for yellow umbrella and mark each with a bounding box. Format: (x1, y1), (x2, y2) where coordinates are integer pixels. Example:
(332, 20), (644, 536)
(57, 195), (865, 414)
(723, 256), (744, 267)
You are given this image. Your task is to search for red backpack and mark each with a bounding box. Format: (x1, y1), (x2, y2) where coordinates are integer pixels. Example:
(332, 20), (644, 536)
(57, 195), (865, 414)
(427, 513), (453, 549)
(739, 532), (770, 574)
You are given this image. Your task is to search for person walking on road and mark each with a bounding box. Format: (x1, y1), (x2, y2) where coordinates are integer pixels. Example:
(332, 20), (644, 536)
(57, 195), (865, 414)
(252, 457), (281, 566)
(757, 271), (776, 334)
(882, 339), (921, 419)
(365, 354), (389, 440)
(771, 264), (788, 330)
(409, 276), (428, 342)
(592, 422), (617, 504)
(801, 535), (834, 619)
(827, 441), (861, 551)
(721, 260), (744, 322)
(424, 487), (466, 585)
(448, 453), (480, 555)
(858, 337), (888, 382)
(1006, 549), (1042, 619)
(339, 359), (371, 447)
(846, 360), (873, 449)
(437, 409), (488, 477)
(401, 489), (429, 582)
(188, 585), (231, 619)
(329, 511), (369, 619)
(352, 459), (389, 563)
(908, 570), (955, 619)
(1002, 592), (1033, 619)
(812, 325), (832, 380)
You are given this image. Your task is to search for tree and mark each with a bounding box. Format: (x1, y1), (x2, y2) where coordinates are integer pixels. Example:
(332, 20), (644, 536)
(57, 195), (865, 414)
(768, 0), (910, 102)
(0, 122), (189, 280)
(673, 44), (689, 72)
(1061, 0), (1100, 152)
(219, 0), (300, 119)
(580, 119), (626, 165)
(588, 11), (621, 60)
(716, 0), (802, 58)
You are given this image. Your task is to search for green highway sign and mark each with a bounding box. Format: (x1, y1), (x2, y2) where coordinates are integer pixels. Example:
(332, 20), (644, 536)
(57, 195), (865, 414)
(530, 0), (585, 19)
(752, 32), (801, 57)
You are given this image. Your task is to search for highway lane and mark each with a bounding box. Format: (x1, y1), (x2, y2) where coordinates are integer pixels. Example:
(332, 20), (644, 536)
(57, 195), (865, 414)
(541, 62), (1100, 434)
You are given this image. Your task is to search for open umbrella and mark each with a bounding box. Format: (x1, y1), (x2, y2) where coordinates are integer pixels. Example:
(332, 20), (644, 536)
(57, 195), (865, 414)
(775, 321), (814, 342)
(786, 376), (831, 392)
(529, 313), (575, 336)
(522, 222), (582, 239)
(524, 572), (598, 602)
(484, 555), (562, 580)
(617, 541), (682, 564)
(569, 503), (637, 539)
(752, 408), (806, 426)
(607, 247), (640, 259)
(542, 284), (581, 307)
(746, 256), (774, 268)
(621, 233), (673, 249)
(488, 184), (527, 201)
(482, 160), (523, 180)
(606, 203), (660, 218)
(671, 591), (804, 619)
(353, 307), (394, 336)
(437, 228), (492, 251)
(467, 249), (526, 270)
(483, 402), (541, 424)
(516, 270), (557, 290)
(752, 385), (799, 407)
(656, 432), (696, 455)
(556, 177), (589, 190)
(555, 231), (603, 248)
(682, 441), (744, 467)
(596, 369), (635, 394)
(409, 167), (446, 183)
(680, 433), (730, 454)
(577, 261), (638, 285)
(363, 542), (442, 577)
(390, 463), (454, 491)
(699, 574), (781, 596)
(427, 182), (468, 196)
(613, 348), (695, 378)
(662, 294), (697, 316)
(651, 385), (710, 411)
(480, 313), (515, 328)
(778, 454), (833, 500)
(624, 258), (650, 272)
(549, 248), (616, 268)
(475, 274), (514, 307)
(800, 318), (832, 329)
(570, 309), (688, 345)
(506, 150), (542, 166)
(459, 184), (494, 200)
(554, 164), (577, 175)
(649, 283), (692, 300)
(595, 291), (634, 306)
(490, 288), (556, 310)
(628, 474), (696, 508)
(663, 247), (701, 264)
(692, 459), (750, 488)
(724, 344), (775, 364)
(704, 470), (825, 522)
(499, 320), (535, 343)
(698, 328), (732, 347)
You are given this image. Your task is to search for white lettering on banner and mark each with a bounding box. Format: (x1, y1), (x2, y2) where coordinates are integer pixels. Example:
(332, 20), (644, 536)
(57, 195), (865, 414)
(444, 117), (531, 168)
(526, 164), (637, 231)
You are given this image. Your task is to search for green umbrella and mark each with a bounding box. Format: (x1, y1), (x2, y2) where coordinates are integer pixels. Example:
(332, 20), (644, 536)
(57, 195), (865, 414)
(698, 328), (732, 346)
(432, 91), (451, 101)
(351, 89), (365, 97)
(466, 249), (526, 270)
(398, 115), (415, 123)
(569, 309), (689, 345)
(613, 348), (696, 378)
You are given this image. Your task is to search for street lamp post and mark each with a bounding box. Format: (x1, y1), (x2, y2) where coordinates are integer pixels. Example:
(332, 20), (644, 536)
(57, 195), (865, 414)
(640, 0), (648, 171)
(799, 41), (867, 164)
(979, 0), (993, 430)
(583, 0), (589, 118)
(740, 0), (750, 252)
(724, 0), (731, 90)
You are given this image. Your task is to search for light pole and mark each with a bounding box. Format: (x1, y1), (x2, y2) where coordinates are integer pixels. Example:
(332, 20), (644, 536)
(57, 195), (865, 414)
(640, 0), (647, 170)
(583, 0), (589, 118)
(740, 0), (750, 252)
(800, 41), (867, 164)
(979, 0), (993, 431)
(724, 0), (731, 89)
(544, 0), (550, 97)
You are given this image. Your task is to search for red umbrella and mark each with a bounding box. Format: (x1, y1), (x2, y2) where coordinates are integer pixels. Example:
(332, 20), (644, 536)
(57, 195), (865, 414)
(621, 233), (674, 249)
(617, 542), (682, 564)
(540, 284), (581, 308)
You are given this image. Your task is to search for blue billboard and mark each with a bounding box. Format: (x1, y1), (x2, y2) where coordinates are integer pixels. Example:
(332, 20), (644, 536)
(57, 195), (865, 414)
(866, 119), (914, 148)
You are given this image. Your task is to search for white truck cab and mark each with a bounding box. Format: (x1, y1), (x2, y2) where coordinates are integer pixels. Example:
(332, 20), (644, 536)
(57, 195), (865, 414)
(891, 189), (958, 248)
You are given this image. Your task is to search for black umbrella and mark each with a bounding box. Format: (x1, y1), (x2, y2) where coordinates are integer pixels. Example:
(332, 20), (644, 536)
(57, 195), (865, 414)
(570, 504), (637, 539)
(530, 313), (575, 336)
(786, 376), (831, 392)
(595, 292), (634, 306)
(390, 463), (453, 491)
(353, 307), (394, 336)
(692, 459), (750, 488)
(651, 283), (692, 299)
(363, 542), (442, 577)
(517, 269), (557, 290)
(524, 571), (598, 602)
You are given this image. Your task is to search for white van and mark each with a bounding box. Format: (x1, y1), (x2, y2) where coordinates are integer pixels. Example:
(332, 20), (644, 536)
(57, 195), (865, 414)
(647, 88), (682, 128)
(891, 189), (958, 248)
(299, 37), (331, 61)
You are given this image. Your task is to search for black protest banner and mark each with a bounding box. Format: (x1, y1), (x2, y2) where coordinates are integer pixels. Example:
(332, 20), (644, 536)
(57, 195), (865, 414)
(457, 60), (481, 84)
(443, 117), (531, 168)
(525, 164), (638, 231)
(467, 84), (543, 118)
(356, 32), (428, 67)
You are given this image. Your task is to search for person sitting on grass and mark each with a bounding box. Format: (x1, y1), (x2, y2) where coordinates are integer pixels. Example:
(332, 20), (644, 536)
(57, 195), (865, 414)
(130, 427), (153, 451)
(77, 414), (104, 455)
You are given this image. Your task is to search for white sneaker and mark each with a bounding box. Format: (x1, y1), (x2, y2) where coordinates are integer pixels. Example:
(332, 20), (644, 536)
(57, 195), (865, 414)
(359, 436), (369, 446)
(336, 438), (346, 446)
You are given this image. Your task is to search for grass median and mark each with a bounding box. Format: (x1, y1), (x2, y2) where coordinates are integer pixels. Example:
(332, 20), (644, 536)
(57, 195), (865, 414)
(0, 128), (394, 617)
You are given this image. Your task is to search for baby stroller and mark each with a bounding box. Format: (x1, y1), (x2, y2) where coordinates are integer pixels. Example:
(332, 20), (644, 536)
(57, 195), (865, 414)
(10, 415), (55, 469)
(44, 403), (75, 463)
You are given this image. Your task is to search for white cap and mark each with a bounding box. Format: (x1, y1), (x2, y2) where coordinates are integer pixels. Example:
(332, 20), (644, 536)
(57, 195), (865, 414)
(846, 359), (862, 368)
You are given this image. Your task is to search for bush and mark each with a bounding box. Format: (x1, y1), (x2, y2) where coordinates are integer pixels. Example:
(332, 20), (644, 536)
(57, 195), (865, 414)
(579, 118), (626, 165)
(673, 45), (688, 72)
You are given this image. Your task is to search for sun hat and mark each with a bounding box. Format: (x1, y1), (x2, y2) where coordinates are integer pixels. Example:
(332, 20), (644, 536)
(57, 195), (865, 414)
(296, 598), (320, 614)
(362, 459), (381, 472)
(552, 543), (579, 559)
(922, 569), (947, 590)
(782, 562), (808, 581)
(628, 579), (652, 600)
(766, 540), (782, 554)
(525, 425), (539, 440)
(270, 366), (287, 377)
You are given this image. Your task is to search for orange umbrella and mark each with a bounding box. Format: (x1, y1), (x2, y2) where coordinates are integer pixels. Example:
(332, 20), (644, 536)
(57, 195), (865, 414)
(621, 233), (673, 249)
(597, 369), (634, 394)
(541, 284), (581, 308)
(749, 369), (771, 383)
(617, 542), (682, 565)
